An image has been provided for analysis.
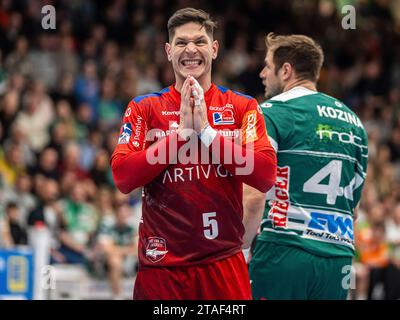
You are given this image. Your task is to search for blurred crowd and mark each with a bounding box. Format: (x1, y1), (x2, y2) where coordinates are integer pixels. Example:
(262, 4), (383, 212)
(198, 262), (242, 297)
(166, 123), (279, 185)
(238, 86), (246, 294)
(1, 0), (400, 299)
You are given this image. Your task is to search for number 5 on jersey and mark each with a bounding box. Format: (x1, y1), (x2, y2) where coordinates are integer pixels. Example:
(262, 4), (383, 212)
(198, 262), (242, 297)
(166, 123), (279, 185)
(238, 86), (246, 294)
(203, 212), (219, 239)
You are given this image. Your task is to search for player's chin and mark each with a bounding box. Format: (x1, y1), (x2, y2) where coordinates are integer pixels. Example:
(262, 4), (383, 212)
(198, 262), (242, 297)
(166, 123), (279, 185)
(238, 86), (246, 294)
(265, 86), (281, 99)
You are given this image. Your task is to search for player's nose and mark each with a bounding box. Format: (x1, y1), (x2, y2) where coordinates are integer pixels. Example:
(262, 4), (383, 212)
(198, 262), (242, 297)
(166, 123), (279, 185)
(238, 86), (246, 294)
(259, 68), (266, 79)
(185, 41), (198, 53)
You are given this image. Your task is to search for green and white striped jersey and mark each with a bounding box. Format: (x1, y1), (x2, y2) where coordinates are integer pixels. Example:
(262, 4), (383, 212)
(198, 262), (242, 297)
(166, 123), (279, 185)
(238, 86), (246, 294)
(258, 86), (368, 257)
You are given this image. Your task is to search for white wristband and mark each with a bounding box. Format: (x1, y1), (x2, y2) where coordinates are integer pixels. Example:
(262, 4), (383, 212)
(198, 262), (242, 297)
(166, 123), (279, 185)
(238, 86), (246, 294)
(199, 124), (217, 147)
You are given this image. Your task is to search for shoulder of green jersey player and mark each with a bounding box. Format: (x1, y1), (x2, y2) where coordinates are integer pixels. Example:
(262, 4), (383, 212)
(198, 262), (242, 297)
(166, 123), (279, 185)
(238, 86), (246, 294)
(259, 99), (295, 150)
(259, 99), (296, 126)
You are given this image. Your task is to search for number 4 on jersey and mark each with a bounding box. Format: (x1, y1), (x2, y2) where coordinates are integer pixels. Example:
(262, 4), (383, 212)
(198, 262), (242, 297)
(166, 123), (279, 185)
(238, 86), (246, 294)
(303, 160), (363, 205)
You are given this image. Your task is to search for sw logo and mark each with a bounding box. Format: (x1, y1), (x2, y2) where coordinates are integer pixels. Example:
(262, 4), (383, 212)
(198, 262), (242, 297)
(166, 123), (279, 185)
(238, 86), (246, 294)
(308, 211), (354, 240)
(146, 237), (168, 263)
(118, 123), (132, 144)
(213, 109), (235, 125)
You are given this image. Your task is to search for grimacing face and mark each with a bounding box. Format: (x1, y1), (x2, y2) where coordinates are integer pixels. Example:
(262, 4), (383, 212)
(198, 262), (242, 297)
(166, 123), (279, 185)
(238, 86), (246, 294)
(259, 50), (285, 99)
(165, 22), (219, 83)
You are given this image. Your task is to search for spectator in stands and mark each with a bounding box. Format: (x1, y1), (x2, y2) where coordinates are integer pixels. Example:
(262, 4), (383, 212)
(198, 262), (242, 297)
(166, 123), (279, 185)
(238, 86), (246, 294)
(355, 204), (390, 299)
(30, 147), (59, 181)
(95, 203), (137, 299)
(56, 183), (98, 265)
(59, 141), (88, 183)
(53, 99), (79, 141)
(0, 143), (26, 188)
(0, 89), (20, 145)
(1, 172), (36, 225)
(97, 77), (122, 131)
(14, 81), (54, 152)
(4, 36), (32, 77)
(95, 187), (115, 224)
(385, 203), (400, 299)
(46, 121), (69, 160)
(79, 129), (104, 172)
(5, 201), (27, 246)
(74, 60), (100, 122)
(50, 72), (77, 108)
(90, 148), (112, 187)
(3, 122), (36, 167)
(0, 212), (12, 248)
(27, 177), (83, 265)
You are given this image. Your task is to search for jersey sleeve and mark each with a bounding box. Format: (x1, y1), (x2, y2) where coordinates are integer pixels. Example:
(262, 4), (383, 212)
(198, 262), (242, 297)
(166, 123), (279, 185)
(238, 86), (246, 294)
(260, 100), (295, 152)
(241, 99), (271, 151)
(111, 100), (186, 194)
(113, 101), (148, 155)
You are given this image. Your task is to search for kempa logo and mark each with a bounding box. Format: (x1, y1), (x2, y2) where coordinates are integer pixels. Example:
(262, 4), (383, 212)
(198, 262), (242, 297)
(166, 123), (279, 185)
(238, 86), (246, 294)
(162, 110), (180, 116)
(316, 125), (367, 155)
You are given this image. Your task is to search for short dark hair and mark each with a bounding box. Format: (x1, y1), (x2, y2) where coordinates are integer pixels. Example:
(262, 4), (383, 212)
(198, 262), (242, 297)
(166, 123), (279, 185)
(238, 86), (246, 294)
(265, 32), (324, 82)
(6, 202), (18, 212)
(167, 8), (217, 41)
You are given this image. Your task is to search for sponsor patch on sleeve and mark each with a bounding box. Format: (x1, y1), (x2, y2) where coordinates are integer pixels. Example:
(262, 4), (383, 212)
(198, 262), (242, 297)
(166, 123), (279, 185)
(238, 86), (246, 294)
(242, 110), (258, 144)
(118, 123), (132, 144)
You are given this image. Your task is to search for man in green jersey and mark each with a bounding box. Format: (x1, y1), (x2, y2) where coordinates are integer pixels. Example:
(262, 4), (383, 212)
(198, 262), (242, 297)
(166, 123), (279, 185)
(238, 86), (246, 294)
(245, 33), (368, 299)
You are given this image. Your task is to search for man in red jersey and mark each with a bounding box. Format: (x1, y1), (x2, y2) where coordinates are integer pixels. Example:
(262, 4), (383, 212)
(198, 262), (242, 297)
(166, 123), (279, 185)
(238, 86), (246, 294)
(111, 7), (277, 300)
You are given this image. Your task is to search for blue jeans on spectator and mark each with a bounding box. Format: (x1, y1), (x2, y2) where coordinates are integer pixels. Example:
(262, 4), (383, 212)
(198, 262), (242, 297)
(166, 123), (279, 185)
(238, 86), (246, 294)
(51, 244), (86, 265)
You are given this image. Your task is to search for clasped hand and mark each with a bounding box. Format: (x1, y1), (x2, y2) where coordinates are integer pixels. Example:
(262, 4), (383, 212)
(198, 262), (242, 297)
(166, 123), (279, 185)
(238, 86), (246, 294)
(177, 75), (209, 138)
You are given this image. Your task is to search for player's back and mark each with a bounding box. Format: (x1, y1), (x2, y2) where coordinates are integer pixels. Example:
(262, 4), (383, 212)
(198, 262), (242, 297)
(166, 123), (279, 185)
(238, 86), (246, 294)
(259, 86), (368, 257)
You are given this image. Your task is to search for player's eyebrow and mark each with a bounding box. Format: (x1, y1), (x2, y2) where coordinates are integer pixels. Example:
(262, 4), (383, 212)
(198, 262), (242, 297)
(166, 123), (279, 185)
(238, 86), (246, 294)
(175, 35), (207, 42)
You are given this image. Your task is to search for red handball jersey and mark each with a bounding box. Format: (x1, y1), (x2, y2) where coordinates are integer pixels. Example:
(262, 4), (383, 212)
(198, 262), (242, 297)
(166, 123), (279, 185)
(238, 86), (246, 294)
(111, 84), (276, 269)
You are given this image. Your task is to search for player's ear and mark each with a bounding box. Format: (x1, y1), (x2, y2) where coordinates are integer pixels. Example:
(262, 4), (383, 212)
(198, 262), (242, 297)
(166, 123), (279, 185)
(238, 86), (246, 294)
(212, 40), (219, 60)
(165, 42), (172, 62)
(281, 62), (293, 81)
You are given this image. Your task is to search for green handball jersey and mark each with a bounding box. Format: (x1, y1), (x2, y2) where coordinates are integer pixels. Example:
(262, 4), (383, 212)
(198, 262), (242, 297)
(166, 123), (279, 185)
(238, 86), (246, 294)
(258, 86), (368, 258)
